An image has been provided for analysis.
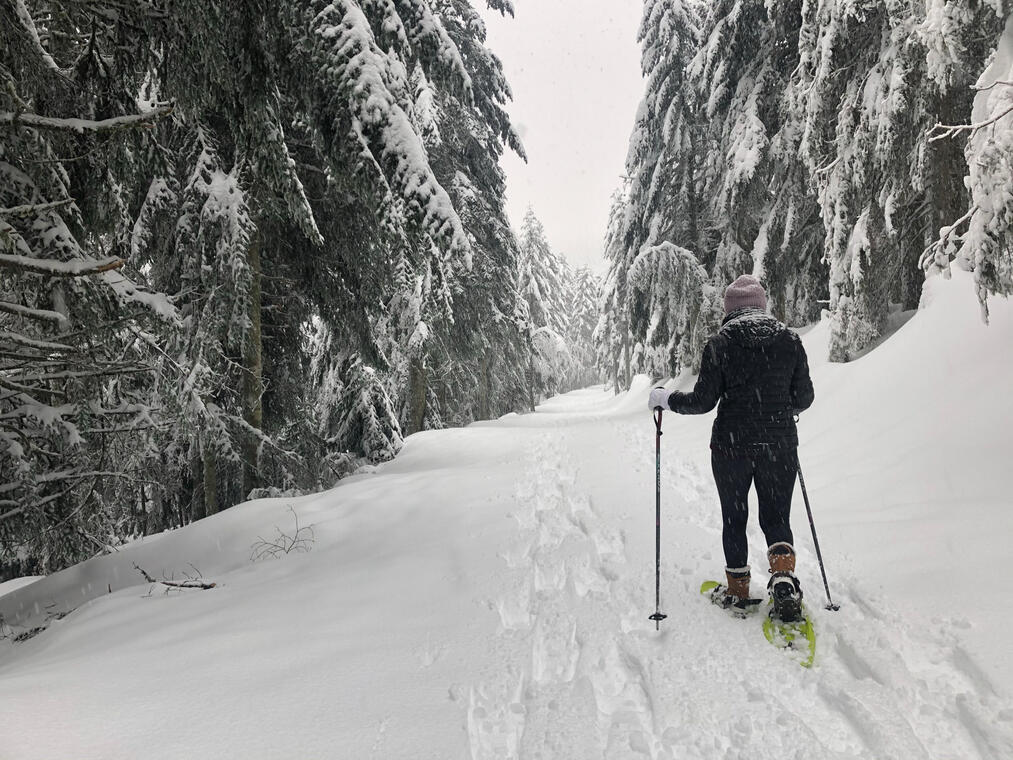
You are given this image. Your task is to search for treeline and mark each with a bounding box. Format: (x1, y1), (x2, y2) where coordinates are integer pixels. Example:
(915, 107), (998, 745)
(598, 0), (1013, 388)
(0, 0), (595, 575)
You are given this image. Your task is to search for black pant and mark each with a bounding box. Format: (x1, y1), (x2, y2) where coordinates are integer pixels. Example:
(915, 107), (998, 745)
(711, 447), (797, 570)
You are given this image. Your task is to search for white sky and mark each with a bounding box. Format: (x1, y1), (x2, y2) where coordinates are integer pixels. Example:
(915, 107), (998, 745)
(477, 1), (645, 272)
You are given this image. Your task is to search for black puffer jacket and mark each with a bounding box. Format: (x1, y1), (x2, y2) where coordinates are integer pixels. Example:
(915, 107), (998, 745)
(667, 308), (814, 450)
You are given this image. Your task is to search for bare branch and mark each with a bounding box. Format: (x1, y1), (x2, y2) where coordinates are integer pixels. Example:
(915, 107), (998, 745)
(928, 103), (1013, 142)
(250, 508), (315, 561)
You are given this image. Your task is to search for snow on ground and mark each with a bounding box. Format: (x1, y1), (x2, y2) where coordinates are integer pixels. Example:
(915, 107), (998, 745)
(0, 578), (41, 600)
(2, 270), (1012, 759)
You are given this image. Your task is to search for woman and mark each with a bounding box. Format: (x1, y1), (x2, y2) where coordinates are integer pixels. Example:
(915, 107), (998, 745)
(648, 275), (814, 620)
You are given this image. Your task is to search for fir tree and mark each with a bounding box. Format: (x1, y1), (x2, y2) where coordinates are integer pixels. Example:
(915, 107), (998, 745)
(924, 14), (1013, 318)
(565, 267), (603, 390)
(517, 208), (573, 402)
(792, 0), (1006, 359)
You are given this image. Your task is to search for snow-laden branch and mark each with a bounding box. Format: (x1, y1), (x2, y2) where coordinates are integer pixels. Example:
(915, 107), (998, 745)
(0, 103), (174, 133)
(0, 253), (124, 277)
(0, 301), (68, 323)
(928, 102), (1013, 142)
(0, 200), (74, 218)
(920, 207), (975, 271)
(0, 331), (73, 351)
(974, 79), (1013, 92)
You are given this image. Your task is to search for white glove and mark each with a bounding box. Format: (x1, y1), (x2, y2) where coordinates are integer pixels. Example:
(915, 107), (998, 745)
(648, 387), (669, 411)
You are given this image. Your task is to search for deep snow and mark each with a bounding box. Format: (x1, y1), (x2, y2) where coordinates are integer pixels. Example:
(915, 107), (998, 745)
(1, 270), (1012, 759)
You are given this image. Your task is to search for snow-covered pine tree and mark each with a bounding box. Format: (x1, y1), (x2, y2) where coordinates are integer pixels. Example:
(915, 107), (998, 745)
(1, 1), (179, 572)
(924, 13), (1013, 318)
(518, 208), (571, 336)
(378, 0), (530, 432)
(792, 0), (1007, 360)
(125, 0), (519, 515)
(596, 185), (635, 393)
(613, 0), (1010, 373)
(623, 0), (705, 261)
(311, 335), (404, 466)
(565, 267), (603, 390)
(687, 0), (825, 323)
(517, 208), (574, 402)
(627, 242), (722, 380)
(598, 2), (720, 391)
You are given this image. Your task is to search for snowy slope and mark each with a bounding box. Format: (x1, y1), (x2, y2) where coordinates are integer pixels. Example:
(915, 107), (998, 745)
(2, 270), (1012, 759)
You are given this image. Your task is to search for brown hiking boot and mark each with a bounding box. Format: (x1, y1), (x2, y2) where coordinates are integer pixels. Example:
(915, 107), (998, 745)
(768, 542), (796, 574)
(725, 568), (751, 600)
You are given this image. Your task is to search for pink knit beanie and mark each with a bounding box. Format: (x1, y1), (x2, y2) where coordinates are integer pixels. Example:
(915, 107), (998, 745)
(723, 275), (767, 315)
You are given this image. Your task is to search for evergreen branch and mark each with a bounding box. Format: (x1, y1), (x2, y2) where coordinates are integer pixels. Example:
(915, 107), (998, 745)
(0, 103), (174, 133)
(0, 199), (75, 217)
(919, 206), (976, 271)
(0, 504), (25, 522)
(58, 0), (168, 19)
(13, 366), (151, 383)
(0, 300), (69, 323)
(0, 375), (65, 397)
(0, 331), (74, 351)
(0, 253), (124, 277)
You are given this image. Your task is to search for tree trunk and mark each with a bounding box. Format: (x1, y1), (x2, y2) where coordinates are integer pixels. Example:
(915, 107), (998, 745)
(478, 355), (491, 420)
(406, 356), (427, 435)
(202, 446), (218, 518)
(527, 354), (536, 412)
(622, 325), (631, 392)
(242, 229), (264, 499)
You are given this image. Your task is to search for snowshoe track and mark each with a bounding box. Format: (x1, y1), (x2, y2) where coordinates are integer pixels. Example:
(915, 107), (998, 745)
(468, 417), (1013, 760)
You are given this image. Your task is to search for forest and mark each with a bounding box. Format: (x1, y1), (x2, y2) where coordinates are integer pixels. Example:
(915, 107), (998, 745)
(2, 0), (1012, 577)
(1, 0), (598, 575)
(598, 0), (1012, 383)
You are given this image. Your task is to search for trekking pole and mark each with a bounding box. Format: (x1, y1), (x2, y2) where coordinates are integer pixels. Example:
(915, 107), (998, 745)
(649, 407), (667, 629)
(796, 458), (840, 611)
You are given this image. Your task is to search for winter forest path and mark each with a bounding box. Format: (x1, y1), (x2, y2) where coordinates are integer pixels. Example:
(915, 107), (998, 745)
(462, 385), (1013, 760)
(2, 378), (1013, 758)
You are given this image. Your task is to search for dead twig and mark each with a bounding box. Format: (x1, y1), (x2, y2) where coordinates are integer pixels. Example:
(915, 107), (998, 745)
(250, 507), (315, 561)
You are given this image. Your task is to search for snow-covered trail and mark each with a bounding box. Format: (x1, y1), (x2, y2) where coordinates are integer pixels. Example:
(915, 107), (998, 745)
(463, 390), (1013, 760)
(2, 272), (1013, 759)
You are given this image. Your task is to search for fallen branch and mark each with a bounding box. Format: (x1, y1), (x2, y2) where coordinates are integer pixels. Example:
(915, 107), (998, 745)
(133, 563), (217, 590)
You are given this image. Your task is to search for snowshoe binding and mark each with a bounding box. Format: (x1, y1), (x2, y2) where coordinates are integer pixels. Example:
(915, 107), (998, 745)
(762, 572), (816, 667)
(767, 571), (803, 623)
(700, 580), (762, 618)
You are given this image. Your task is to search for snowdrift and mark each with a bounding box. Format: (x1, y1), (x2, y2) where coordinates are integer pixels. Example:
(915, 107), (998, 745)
(1, 270), (1011, 759)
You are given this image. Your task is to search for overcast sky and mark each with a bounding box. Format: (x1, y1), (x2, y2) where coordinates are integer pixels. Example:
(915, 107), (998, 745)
(477, 2), (645, 272)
